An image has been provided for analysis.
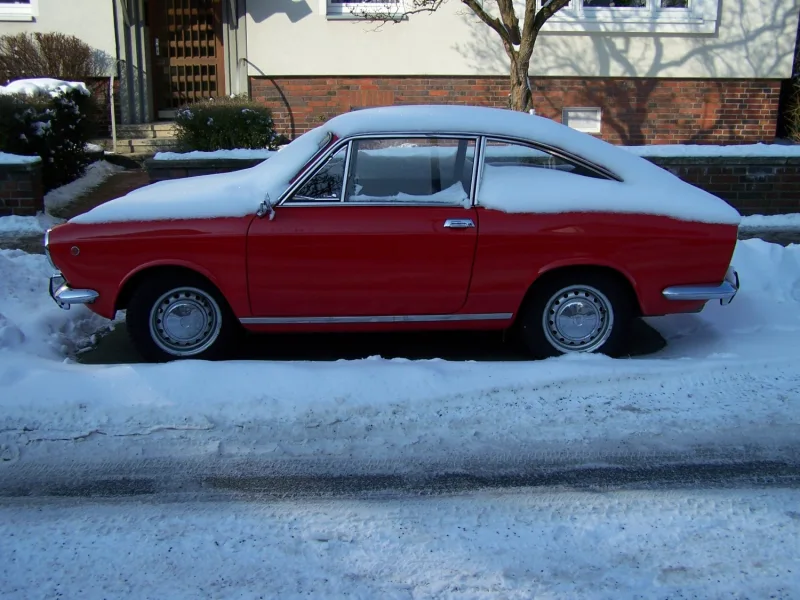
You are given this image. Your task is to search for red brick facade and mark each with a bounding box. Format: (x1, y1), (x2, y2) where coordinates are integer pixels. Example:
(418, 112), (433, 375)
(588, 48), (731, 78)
(0, 162), (44, 217)
(250, 76), (781, 145)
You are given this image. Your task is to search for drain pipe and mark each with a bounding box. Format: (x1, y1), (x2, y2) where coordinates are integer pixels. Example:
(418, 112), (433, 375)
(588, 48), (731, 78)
(109, 71), (117, 154)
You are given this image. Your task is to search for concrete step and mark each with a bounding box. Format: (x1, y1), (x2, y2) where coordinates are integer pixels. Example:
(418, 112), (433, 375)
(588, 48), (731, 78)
(115, 122), (177, 139)
(93, 137), (180, 155)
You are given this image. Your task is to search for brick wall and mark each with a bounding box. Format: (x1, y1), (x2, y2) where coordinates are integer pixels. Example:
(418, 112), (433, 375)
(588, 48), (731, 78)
(250, 76), (781, 145)
(144, 154), (800, 216)
(0, 162), (44, 217)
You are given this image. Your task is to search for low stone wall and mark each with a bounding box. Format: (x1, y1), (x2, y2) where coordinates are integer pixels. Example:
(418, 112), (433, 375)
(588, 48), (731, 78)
(648, 157), (800, 216)
(146, 159), (265, 184)
(145, 155), (800, 216)
(0, 162), (44, 217)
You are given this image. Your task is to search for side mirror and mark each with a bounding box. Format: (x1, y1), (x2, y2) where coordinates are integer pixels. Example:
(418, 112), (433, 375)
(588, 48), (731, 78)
(256, 193), (276, 220)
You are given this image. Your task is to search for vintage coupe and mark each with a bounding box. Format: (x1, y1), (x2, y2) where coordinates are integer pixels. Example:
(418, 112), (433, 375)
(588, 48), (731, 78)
(45, 105), (740, 362)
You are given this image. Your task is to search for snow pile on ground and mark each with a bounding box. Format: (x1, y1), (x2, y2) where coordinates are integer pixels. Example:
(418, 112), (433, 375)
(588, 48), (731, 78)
(0, 239), (798, 477)
(0, 78), (89, 97)
(0, 151), (40, 165)
(44, 160), (123, 212)
(623, 142), (800, 157)
(154, 149), (275, 161)
(0, 214), (61, 236)
(740, 212), (800, 230)
(2, 488), (798, 599)
(0, 250), (110, 358)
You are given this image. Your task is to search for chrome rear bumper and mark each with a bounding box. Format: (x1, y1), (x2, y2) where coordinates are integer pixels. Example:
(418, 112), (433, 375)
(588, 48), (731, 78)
(49, 274), (99, 310)
(662, 266), (739, 305)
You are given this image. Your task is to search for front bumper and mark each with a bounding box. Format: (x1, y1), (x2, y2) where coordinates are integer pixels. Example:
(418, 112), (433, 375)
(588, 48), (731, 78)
(49, 273), (99, 310)
(662, 266), (740, 305)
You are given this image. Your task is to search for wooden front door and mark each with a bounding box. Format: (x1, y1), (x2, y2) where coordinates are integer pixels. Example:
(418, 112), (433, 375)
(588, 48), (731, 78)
(149, 0), (225, 116)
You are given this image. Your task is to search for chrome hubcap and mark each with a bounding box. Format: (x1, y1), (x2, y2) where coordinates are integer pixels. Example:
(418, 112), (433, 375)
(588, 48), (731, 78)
(149, 287), (222, 357)
(542, 284), (614, 353)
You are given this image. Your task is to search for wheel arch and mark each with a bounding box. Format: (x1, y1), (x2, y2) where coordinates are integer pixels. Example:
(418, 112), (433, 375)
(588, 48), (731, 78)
(115, 262), (228, 314)
(516, 263), (642, 323)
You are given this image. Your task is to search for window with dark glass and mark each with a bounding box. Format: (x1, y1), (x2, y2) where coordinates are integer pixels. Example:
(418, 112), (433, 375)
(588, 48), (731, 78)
(289, 145), (348, 203)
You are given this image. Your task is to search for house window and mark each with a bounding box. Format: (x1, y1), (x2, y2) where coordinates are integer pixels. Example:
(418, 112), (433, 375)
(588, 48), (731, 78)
(326, 0), (404, 19)
(0, 0), (37, 22)
(541, 0), (715, 34)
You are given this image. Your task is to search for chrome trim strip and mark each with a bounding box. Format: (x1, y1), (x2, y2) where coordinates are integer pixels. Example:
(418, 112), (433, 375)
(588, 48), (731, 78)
(339, 140), (352, 203)
(240, 313), (513, 325)
(472, 136), (486, 207)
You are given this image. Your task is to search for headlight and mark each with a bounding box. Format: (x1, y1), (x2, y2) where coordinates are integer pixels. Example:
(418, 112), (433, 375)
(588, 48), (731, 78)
(44, 229), (58, 271)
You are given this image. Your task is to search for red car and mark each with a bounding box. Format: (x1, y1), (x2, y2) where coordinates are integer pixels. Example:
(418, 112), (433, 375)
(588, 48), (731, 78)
(45, 105), (740, 362)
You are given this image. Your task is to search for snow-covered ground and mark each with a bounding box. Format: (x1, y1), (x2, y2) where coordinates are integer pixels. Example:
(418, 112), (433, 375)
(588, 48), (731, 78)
(0, 238), (799, 484)
(2, 488), (799, 599)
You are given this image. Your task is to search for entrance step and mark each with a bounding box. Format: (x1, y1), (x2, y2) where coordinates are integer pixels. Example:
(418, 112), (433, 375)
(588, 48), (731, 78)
(115, 122), (177, 139)
(93, 137), (181, 156)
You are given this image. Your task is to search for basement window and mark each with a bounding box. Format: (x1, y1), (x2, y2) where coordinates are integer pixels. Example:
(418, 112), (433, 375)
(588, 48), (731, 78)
(0, 0), (37, 22)
(539, 0), (716, 34)
(562, 107), (602, 134)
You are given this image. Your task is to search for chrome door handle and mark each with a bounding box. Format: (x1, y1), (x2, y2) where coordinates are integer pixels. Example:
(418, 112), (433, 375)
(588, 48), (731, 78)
(444, 219), (475, 229)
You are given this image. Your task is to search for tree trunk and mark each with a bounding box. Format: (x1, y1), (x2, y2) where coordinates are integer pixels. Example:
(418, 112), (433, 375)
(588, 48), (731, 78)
(508, 58), (533, 112)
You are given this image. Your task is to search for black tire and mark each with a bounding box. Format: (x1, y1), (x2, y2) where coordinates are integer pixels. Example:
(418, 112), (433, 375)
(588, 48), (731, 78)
(518, 271), (634, 359)
(125, 273), (237, 362)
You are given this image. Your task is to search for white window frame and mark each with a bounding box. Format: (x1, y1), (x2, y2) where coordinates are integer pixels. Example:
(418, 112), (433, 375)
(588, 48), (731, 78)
(323, 0), (405, 20)
(562, 107), (602, 134)
(0, 0), (38, 22)
(538, 0), (718, 34)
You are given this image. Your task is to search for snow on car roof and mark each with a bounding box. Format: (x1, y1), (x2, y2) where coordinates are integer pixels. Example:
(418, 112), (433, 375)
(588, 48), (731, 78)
(71, 105), (740, 226)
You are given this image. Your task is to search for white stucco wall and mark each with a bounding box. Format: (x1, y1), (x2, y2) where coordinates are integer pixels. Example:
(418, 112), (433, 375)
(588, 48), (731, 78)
(245, 0), (799, 79)
(0, 0), (116, 74)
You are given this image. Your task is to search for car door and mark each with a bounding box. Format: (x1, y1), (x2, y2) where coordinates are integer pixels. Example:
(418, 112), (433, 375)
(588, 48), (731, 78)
(247, 135), (480, 318)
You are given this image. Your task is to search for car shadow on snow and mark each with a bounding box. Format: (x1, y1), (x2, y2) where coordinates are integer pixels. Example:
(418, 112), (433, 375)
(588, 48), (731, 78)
(76, 319), (667, 364)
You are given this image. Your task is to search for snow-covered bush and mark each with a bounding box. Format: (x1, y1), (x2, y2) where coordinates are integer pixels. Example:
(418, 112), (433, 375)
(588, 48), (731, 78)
(0, 86), (94, 191)
(174, 95), (287, 152)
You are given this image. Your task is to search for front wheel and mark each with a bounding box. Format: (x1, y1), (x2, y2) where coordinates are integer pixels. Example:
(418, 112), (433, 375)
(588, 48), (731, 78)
(126, 274), (235, 362)
(519, 273), (634, 358)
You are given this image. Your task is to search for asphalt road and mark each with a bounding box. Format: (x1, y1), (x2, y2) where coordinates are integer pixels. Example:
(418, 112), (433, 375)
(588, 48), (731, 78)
(77, 318), (668, 364)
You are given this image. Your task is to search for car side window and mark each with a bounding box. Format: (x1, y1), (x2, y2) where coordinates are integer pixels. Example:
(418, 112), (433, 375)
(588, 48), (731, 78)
(344, 137), (476, 206)
(288, 145), (348, 203)
(482, 139), (607, 180)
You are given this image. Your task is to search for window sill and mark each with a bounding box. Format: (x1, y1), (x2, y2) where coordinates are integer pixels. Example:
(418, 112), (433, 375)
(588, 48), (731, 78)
(542, 13), (715, 34)
(0, 12), (35, 21)
(325, 12), (407, 21)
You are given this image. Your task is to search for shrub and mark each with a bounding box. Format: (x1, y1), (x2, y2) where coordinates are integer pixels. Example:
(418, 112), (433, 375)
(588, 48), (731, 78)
(784, 81), (800, 142)
(174, 95), (287, 151)
(0, 88), (94, 191)
(0, 32), (109, 84)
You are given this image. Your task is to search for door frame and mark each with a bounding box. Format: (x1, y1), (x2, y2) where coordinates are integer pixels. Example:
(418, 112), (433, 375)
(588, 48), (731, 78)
(147, 0), (226, 119)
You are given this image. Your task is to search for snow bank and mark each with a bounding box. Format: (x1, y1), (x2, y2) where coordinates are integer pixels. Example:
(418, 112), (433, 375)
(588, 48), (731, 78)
(625, 142), (800, 158)
(44, 160), (123, 212)
(0, 214), (61, 236)
(0, 151), (40, 165)
(0, 250), (110, 358)
(154, 149), (276, 161)
(69, 106), (739, 225)
(2, 489), (798, 600)
(739, 212), (800, 230)
(0, 78), (89, 97)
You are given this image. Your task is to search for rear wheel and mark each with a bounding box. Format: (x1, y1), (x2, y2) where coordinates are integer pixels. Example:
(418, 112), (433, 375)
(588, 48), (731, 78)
(126, 274), (235, 362)
(519, 272), (634, 358)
